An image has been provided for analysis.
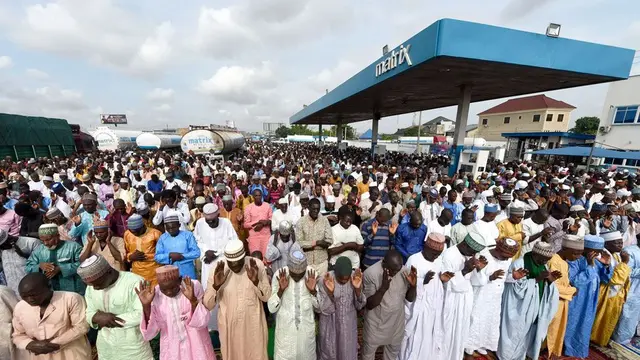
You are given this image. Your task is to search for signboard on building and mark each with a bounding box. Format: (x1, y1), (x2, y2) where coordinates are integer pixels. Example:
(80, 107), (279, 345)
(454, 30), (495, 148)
(100, 114), (128, 125)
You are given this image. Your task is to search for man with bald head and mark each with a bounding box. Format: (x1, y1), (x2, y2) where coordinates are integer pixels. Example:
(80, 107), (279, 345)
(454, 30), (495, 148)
(394, 211), (427, 263)
(12, 272), (90, 359)
(362, 249), (417, 360)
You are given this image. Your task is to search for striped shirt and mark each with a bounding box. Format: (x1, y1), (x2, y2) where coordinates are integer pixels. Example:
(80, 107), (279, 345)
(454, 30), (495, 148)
(361, 219), (395, 268)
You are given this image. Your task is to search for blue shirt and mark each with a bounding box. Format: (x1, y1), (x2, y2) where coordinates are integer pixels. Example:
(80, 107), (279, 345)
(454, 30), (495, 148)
(68, 209), (109, 245)
(569, 196), (590, 211)
(564, 256), (612, 357)
(394, 223), (428, 263)
(361, 219), (394, 268)
(443, 201), (464, 225)
(147, 180), (163, 193)
(3, 198), (18, 210)
(155, 230), (201, 279)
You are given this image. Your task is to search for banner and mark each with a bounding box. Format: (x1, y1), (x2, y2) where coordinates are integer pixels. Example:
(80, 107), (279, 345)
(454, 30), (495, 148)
(100, 114), (128, 125)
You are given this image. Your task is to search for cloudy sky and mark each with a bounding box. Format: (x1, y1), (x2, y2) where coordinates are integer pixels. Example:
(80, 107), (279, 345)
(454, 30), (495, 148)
(0, 0), (638, 134)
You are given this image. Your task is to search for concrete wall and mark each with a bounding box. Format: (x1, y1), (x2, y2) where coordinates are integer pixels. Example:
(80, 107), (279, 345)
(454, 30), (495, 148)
(596, 75), (640, 150)
(475, 108), (573, 141)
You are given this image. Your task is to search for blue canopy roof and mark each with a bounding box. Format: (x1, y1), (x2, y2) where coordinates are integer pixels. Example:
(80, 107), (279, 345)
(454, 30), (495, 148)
(529, 146), (640, 160)
(290, 19), (635, 125)
(359, 129), (381, 140)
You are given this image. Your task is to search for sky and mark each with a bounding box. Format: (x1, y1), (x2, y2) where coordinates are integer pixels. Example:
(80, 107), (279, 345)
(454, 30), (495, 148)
(0, 0), (639, 135)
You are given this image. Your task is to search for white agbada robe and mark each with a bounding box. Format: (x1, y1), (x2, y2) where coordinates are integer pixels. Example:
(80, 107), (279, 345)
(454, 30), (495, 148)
(271, 209), (300, 232)
(473, 220), (499, 249)
(494, 210), (508, 224)
(419, 202), (442, 226)
(267, 266), (318, 360)
(193, 217), (238, 330)
(521, 218), (544, 257)
(426, 219), (451, 239)
(466, 252), (512, 353)
(54, 197), (72, 219)
(440, 245), (475, 360)
(399, 253), (445, 360)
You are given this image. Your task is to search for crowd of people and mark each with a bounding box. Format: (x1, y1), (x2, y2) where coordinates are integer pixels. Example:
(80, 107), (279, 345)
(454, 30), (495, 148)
(0, 141), (638, 360)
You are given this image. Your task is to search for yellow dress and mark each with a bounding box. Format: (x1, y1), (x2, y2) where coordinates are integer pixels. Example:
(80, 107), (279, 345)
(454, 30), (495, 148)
(590, 253), (631, 346)
(546, 254), (576, 356)
(497, 219), (524, 258)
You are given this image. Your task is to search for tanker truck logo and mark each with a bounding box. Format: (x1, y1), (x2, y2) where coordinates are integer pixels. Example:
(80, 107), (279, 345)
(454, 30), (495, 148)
(181, 131), (223, 154)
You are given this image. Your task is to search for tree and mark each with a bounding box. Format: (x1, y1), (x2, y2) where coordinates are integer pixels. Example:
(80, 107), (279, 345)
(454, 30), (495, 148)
(569, 116), (600, 135)
(290, 124), (314, 135)
(328, 125), (356, 139)
(274, 126), (291, 138)
(403, 126), (421, 137)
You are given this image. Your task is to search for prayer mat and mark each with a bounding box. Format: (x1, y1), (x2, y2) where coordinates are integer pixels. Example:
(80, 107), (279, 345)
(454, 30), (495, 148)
(609, 338), (640, 359)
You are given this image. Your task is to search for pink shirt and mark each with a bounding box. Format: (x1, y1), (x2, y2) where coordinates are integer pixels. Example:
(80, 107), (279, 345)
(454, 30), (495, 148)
(140, 280), (216, 360)
(0, 209), (21, 236)
(244, 203), (273, 255)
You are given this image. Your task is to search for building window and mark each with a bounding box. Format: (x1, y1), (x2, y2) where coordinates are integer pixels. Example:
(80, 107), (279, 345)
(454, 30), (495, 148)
(613, 106), (638, 124)
(482, 118), (488, 125)
(557, 114), (564, 122)
(546, 114), (553, 122)
(504, 117), (510, 124)
(533, 114), (541, 122)
(604, 157), (624, 165)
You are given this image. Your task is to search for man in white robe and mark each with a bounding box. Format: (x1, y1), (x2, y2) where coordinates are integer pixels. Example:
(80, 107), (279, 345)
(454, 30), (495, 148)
(268, 250), (318, 360)
(399, 233), (447, 360)
(419, 188), (442, 226)
(498, 242), (560, 360)
(465, 239), (519, 356)
(440, 232), (488, 360)
(473, 204), (500, 249)
(193, 203), (238, 330)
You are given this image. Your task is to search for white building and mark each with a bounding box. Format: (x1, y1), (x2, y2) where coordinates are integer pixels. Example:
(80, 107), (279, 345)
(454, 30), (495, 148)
(596, 75), (640, 166)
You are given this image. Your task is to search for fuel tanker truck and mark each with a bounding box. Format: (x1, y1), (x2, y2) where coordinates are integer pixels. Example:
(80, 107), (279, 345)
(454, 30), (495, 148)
(135, 133), (181, 150)
(180, 125), (245, 155)
(90, 127), (143, 151)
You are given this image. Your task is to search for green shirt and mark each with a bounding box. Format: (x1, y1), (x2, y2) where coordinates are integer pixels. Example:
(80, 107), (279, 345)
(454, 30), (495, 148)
(26, 240), (86, 295)
(85, 271), (153, 360)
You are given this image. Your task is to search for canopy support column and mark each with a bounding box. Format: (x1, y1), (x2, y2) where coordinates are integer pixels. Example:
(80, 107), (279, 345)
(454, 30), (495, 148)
(449, 85), (472, 176)
(336, 121), (343, 144)
(371, 112), (380, 157)
(318, 124), (323, 145)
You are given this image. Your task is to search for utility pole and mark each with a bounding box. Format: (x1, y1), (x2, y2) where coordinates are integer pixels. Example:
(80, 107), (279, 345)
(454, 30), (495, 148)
(586, 140), (596, 172)
(586, 119), (601, 172)
(416, 111), (422, 154)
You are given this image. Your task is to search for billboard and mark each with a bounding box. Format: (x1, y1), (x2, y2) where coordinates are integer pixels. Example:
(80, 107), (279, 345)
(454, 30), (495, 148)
(100, 114), (128, 125)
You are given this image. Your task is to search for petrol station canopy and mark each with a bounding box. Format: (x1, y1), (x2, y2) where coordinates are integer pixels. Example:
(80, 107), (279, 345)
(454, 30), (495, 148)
(289, 19), (635, 126)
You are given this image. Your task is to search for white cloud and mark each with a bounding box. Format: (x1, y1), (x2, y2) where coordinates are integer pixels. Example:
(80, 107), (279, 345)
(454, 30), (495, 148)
(0, 83), (90, 122)
(198, 62), (276, 104)
(153, 103), (172, 112)
(130, 22), (175, 75)
(4, 1), (175, 77)
(193, 7), (259, 58)
(307, 60), (359, 93)
(0, 56), (12, 69)
(193, 0), (353, 58)
(147, 87), (175, 101)
(25, 68), (50, 79)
